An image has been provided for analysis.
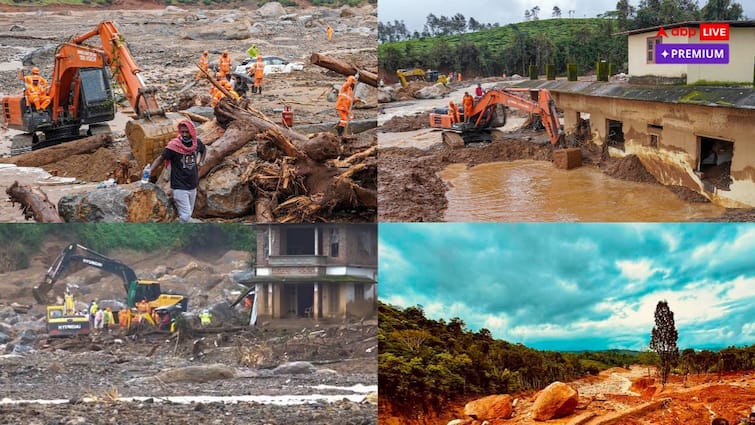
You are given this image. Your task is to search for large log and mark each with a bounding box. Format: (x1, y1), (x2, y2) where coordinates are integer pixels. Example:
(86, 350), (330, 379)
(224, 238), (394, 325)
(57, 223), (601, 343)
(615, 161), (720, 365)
(309, 53), (378, 87)
(6, 181), (63, 223)
(293, 119), (377, 135)
(0, 134), (112, 167)
(200, 99), (309, 178)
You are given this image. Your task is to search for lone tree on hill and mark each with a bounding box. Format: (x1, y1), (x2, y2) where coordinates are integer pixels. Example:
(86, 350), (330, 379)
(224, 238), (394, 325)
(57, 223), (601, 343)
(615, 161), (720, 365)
(649, 300), (679, 388)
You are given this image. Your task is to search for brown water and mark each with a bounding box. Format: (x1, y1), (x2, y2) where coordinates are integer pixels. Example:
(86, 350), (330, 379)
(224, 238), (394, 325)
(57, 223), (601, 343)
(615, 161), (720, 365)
(439, 160), (726, 222)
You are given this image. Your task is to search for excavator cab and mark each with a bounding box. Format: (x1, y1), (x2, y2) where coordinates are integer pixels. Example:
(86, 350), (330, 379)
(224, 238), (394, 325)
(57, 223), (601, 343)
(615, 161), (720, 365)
(78, 67), (115, 125)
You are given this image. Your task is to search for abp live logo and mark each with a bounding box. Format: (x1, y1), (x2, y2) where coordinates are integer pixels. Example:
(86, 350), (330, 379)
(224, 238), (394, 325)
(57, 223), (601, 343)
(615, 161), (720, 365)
(654, 23), (730, 41)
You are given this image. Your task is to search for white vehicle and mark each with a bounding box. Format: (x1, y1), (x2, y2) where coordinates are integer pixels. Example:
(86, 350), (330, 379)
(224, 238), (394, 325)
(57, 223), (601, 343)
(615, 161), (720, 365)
(234, 56), (304, 75)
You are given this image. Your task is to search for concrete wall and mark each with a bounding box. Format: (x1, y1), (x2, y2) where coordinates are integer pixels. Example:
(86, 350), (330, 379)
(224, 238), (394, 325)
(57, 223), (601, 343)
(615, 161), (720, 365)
(555, 91), (755, 207)
(628, 32), (689, 78)
(628, 27), (755, 84)
(688, 27), (755, 84)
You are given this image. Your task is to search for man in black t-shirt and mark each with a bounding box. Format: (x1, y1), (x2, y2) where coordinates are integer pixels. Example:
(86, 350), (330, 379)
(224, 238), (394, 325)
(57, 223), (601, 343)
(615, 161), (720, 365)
(148, 119), (206, 222)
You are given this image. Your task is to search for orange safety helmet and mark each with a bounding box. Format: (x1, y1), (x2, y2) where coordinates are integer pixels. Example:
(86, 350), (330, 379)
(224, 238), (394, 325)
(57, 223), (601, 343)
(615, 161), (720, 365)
(223, 80), (233, 89)
(31, 67), (40, 74)
(222, 50), (228, 56)
(203, 50), (208, 55)
(346, 75), (356, 85)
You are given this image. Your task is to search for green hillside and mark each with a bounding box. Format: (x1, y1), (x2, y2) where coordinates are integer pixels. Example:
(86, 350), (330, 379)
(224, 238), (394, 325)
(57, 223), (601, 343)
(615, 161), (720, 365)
(379, 18), (627, 78)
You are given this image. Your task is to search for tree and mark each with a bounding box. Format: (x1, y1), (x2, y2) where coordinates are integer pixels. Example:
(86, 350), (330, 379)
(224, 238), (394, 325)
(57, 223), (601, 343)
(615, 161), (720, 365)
(553, 5), (562, 17)
(649, 300), (679, 388)
(468, 17), (481, 31)
(701, 0), (744, 20)
(524, 9), (532, 21)
(531, 5), (541, 20)
(615, 0), (636, 30)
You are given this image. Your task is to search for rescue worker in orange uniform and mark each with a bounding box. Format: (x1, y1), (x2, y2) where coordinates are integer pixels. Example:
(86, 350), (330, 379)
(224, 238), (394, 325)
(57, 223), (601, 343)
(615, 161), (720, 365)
(24, 67), (51, 111)
(195, 50), (209, 80)
(462, 92), (474, 123)
(326, 25), (333, 42)
(335, 75), (358, 137)
(217, 50), (232, 81)
(250, 55), (264, 94)
(118, 308), (132, 330)
(448, 100), (460, 123)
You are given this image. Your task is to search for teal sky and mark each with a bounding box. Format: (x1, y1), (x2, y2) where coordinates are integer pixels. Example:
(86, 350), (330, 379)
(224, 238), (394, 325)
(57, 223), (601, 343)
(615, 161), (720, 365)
(379, 223), (755, 351)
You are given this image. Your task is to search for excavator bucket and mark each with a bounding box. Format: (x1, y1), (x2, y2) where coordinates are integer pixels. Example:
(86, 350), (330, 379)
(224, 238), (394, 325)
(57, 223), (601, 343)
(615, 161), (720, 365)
(125, 112), (186, 168)
(32, 282), (52, 305)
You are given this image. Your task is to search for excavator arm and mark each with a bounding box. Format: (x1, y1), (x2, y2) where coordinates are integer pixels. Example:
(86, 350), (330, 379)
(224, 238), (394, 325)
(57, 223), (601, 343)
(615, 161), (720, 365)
(33, 243), (150, 308)
(69, 20), (182, 168)
(466, 88), (562, 145)
(71, 21), (163, 119)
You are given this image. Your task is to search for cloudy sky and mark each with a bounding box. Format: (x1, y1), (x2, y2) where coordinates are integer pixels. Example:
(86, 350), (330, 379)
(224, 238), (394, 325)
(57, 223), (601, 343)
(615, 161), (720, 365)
(379, 223), (755, 352)
(378, 0), (755, 33)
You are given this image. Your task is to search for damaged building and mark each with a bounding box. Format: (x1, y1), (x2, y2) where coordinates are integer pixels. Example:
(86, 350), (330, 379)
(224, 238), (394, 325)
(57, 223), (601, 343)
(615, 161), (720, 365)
(243, 224), (377, 321)
(519, 21), (755, 207)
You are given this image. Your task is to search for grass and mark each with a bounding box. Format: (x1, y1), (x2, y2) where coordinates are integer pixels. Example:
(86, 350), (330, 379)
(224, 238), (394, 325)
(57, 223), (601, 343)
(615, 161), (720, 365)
(690, 80), (754, 87)
(379, 18), (607, 59)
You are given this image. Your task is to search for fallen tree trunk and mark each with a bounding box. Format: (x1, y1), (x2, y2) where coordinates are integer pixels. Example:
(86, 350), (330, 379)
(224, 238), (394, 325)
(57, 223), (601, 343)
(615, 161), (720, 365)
(0, 134), (111, 167)
(6, 181), (63, 222)
(199, 99), (309, 177)
(293, 119), (377, 135)
(309, 53), (378, 87)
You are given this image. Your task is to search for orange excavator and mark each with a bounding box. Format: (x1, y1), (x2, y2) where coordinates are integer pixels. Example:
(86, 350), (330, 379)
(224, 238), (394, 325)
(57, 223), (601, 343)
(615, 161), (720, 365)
(429, 88), (563, 148)
(1, 21), (179, 166)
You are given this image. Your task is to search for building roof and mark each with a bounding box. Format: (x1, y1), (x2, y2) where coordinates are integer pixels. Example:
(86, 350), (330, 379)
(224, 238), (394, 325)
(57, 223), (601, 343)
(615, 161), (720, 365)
(615, 20), (755, 36)
(240, 274), (377, 286)
(514, 80), (755, 110)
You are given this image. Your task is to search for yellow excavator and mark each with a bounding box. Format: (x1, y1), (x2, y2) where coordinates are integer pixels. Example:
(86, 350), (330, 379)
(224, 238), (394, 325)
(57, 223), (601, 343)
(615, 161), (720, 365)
(34, 243), (188, 332)
(396, 68), (444, 86)
(46, 292), (90, 337)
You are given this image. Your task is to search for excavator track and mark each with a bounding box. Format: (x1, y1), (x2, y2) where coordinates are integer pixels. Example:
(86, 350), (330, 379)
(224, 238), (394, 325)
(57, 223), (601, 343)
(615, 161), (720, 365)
(10, 134), (33, 156)
(442, 131), (465, 149)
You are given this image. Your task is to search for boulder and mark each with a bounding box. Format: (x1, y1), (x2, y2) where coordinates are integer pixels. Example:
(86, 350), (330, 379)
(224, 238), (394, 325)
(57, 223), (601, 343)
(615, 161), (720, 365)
(295, 133), (341, 162)
(208, 301), (236, 322)
(378, 87), (396, 103)
(229, 270), (254, 285)
(532, 381), (579, 421)
(58, 183), (175, 222)
(9, 24), (26, 32)
(354, 84), (377, 109)
(0, 332), (10, 344)
(257, 2), (286, 18)
(21, 44), (57, 66)
(272, 361), (316, 375)
(414, 83), (450, 99)
(464, 394), (514, 420)
(195, 166), (253, 218)
(154, 364), (235, 383)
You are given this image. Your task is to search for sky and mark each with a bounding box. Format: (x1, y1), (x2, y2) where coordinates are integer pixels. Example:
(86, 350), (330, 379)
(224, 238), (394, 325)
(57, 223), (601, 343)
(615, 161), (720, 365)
(379, 223), (755, 352)
(378, 0), (755, 33)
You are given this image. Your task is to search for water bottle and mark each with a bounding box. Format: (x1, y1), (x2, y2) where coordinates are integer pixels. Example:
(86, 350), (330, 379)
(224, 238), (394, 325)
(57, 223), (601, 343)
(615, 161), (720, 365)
(141, 165), (150, 183)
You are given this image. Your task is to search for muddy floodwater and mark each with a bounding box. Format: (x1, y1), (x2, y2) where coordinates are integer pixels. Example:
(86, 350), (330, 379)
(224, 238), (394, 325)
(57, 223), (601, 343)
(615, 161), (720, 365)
(439, 160), (726, 221)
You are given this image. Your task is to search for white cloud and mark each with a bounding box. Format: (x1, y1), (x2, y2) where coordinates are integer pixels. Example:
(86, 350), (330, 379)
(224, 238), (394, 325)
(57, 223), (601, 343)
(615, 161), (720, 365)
(661, 231), (679, 252)
(616, 258), (655, 281)
(690, 241), (719, 263)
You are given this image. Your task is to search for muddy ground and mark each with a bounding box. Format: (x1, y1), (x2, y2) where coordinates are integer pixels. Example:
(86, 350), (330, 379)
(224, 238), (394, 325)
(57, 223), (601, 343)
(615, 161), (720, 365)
(0, 3), (377, 222)
(378, 128), (752, 222)
(380, 366), (755, 425)
(0, 239), (377, 424)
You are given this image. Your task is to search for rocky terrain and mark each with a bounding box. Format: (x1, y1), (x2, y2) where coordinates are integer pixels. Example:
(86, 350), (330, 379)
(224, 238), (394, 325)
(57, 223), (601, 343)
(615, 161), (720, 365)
(380, 366), (755, 425)
(0, 239), (377, 424)
(0, 2), (377, 222)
